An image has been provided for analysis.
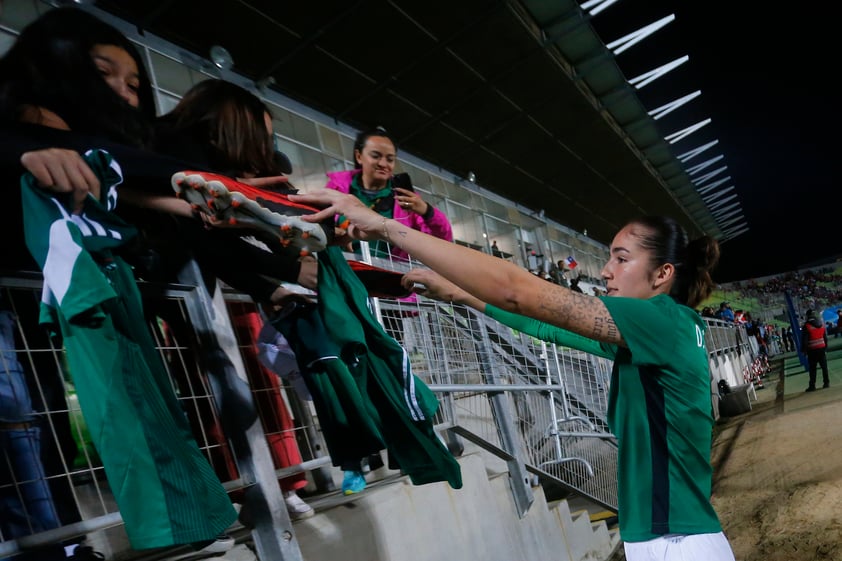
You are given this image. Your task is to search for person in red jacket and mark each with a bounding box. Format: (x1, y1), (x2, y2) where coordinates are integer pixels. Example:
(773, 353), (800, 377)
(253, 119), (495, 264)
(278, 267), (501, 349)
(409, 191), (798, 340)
(801, 309), (830, 391)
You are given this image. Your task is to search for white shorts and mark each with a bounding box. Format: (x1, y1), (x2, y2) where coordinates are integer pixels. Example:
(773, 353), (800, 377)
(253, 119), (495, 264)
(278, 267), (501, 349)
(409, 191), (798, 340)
(623, 532), (735, 561)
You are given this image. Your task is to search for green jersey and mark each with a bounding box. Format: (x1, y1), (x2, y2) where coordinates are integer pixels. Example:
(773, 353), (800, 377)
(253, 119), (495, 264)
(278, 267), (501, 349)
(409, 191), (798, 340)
(22, 150), (237, 548)
(486, 295), (721, 541)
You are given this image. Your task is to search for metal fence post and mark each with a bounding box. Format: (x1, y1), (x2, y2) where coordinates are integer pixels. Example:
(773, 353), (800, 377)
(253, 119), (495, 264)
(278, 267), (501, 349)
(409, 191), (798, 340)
(177, 261), (303, 561)
(466, 311), (534, 517)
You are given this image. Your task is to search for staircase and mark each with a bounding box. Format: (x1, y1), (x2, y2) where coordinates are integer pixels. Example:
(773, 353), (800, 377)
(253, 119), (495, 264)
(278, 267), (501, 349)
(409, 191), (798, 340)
(292, 453), (620, 561)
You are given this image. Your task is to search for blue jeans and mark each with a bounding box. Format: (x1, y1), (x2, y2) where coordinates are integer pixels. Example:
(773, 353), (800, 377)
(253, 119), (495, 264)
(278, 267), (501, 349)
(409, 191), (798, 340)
(1, 308), (61, 549)
(0, 311), (34, 424)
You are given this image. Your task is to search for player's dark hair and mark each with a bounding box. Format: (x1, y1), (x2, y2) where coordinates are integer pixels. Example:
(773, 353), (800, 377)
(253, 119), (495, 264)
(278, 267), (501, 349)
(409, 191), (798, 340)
(629, 216), (720, 308)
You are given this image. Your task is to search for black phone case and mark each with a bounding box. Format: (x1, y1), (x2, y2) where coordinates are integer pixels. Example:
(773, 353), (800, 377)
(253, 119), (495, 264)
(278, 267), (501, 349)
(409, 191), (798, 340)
(392, 172), (413, 191)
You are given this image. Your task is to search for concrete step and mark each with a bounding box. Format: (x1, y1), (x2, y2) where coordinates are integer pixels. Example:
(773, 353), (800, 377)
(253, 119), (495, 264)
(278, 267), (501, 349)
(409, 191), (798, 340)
(287, 452), (618, 561)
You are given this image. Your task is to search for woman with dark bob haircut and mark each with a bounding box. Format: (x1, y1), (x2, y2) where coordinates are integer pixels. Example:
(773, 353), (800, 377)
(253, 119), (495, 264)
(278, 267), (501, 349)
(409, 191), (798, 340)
(0, 6), (155, 146)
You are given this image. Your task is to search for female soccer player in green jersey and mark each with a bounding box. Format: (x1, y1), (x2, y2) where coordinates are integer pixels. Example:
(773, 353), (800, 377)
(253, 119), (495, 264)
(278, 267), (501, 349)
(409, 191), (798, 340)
(288, 189), (736, 561)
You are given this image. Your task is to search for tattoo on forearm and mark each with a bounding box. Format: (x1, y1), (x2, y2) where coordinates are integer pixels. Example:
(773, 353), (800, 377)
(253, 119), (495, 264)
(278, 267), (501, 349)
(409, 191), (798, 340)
(538, 287), (574, 322)
(591, 316), (619, 340)
(593, 316), (606, 338)
(607, 319), (618, 340)
(537, 289), (620, 343)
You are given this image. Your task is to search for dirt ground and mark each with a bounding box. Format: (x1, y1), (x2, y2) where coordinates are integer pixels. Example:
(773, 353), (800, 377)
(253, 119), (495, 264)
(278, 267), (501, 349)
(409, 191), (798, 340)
(709, 355), (842, 561)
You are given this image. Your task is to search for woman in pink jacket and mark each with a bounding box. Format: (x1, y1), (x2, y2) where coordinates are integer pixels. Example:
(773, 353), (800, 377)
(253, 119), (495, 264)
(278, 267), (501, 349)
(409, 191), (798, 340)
(324, 127), (453, 263)
(324, 127), (453, 493)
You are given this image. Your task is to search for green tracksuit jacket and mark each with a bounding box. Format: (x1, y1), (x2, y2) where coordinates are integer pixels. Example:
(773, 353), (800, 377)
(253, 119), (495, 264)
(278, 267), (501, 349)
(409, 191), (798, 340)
(274, 246), (462, 489)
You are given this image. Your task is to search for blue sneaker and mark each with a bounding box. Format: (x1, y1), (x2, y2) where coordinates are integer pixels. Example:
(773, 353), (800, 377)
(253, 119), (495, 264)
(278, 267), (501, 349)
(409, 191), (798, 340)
(342, 470), (367, 495)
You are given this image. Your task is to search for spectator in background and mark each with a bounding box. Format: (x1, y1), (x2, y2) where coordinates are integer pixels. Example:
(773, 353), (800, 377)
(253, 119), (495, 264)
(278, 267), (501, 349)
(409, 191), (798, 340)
(784, 326), (796, 352)
(569, 277), (583, 293)
(546, 260), (562, 285)
(551, 260), (569, 287)
(745, 313), (767, 355)
(802, 309), (829, 392)
(525, 247), (539, 273)
(325, 127), (452, 262)
(715, 302), (735, 322)
(491, 240), (502, 258)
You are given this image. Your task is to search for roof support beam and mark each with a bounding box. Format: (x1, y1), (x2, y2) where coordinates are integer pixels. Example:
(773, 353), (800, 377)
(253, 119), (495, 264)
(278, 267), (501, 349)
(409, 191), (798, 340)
(707, 194), (738, 210)
(648, 89), (700, 119)
(702, 186), (735, 203)
(711, 203), (740, 218)
(687, 155), (725, 176)
(631, 56), (690, 91)
(665, 118), (711, 144)
(714, 209), (742, 223)
(677, 140), (719, 163)
(718, 216), (745, 230)
(722, 226), (749, 238)
(606, 14), (675, 55)
(692, 166), (728, 187)
(697, 177), (730, 195)
(580, 0), (623, 16)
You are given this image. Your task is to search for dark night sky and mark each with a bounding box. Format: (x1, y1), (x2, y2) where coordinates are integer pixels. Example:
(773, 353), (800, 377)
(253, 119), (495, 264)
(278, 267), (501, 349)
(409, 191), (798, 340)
(587, 1), (840, 282)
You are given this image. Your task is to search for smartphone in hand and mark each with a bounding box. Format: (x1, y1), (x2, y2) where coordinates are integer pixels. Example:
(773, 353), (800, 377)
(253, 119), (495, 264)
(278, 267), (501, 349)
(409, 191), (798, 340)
(391, 172), (413, 191)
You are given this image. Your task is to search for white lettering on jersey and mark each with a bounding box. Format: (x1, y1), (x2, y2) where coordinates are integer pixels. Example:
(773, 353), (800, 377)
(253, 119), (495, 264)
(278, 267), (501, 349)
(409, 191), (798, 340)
(49, 198), (123, 241)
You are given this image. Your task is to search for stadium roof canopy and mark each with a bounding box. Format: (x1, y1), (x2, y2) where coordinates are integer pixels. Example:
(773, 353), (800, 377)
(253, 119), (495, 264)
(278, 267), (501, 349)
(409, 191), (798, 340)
(95, 0), (734, 249)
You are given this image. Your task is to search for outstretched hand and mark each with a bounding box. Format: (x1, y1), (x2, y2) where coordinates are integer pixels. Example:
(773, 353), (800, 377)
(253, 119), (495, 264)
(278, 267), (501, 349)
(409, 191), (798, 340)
(21, 148), (100, 214)
(289, 188), (386, 242)
(402, 268), (483, 309)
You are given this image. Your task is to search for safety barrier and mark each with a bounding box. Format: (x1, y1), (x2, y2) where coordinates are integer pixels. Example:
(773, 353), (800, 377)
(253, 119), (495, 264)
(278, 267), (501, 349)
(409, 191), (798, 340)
(1, 262), (756, 560)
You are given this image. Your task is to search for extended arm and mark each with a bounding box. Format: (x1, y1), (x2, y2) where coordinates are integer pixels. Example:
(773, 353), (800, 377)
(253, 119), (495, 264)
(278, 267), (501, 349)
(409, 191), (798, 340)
(294, 189), (624, 346)
(403, 268), (612, 356)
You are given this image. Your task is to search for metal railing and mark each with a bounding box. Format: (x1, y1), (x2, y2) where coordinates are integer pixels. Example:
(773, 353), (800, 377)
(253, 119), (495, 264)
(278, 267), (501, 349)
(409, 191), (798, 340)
(1, 262), (755, 559)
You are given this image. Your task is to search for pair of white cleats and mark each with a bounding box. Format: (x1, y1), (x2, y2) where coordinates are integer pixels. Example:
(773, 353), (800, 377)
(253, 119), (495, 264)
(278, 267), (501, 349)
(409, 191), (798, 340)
(171, 172), (328, 256)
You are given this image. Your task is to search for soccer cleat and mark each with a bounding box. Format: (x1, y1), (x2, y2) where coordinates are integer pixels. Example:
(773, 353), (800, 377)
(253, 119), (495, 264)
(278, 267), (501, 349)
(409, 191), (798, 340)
(172, 171), (330, 255)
